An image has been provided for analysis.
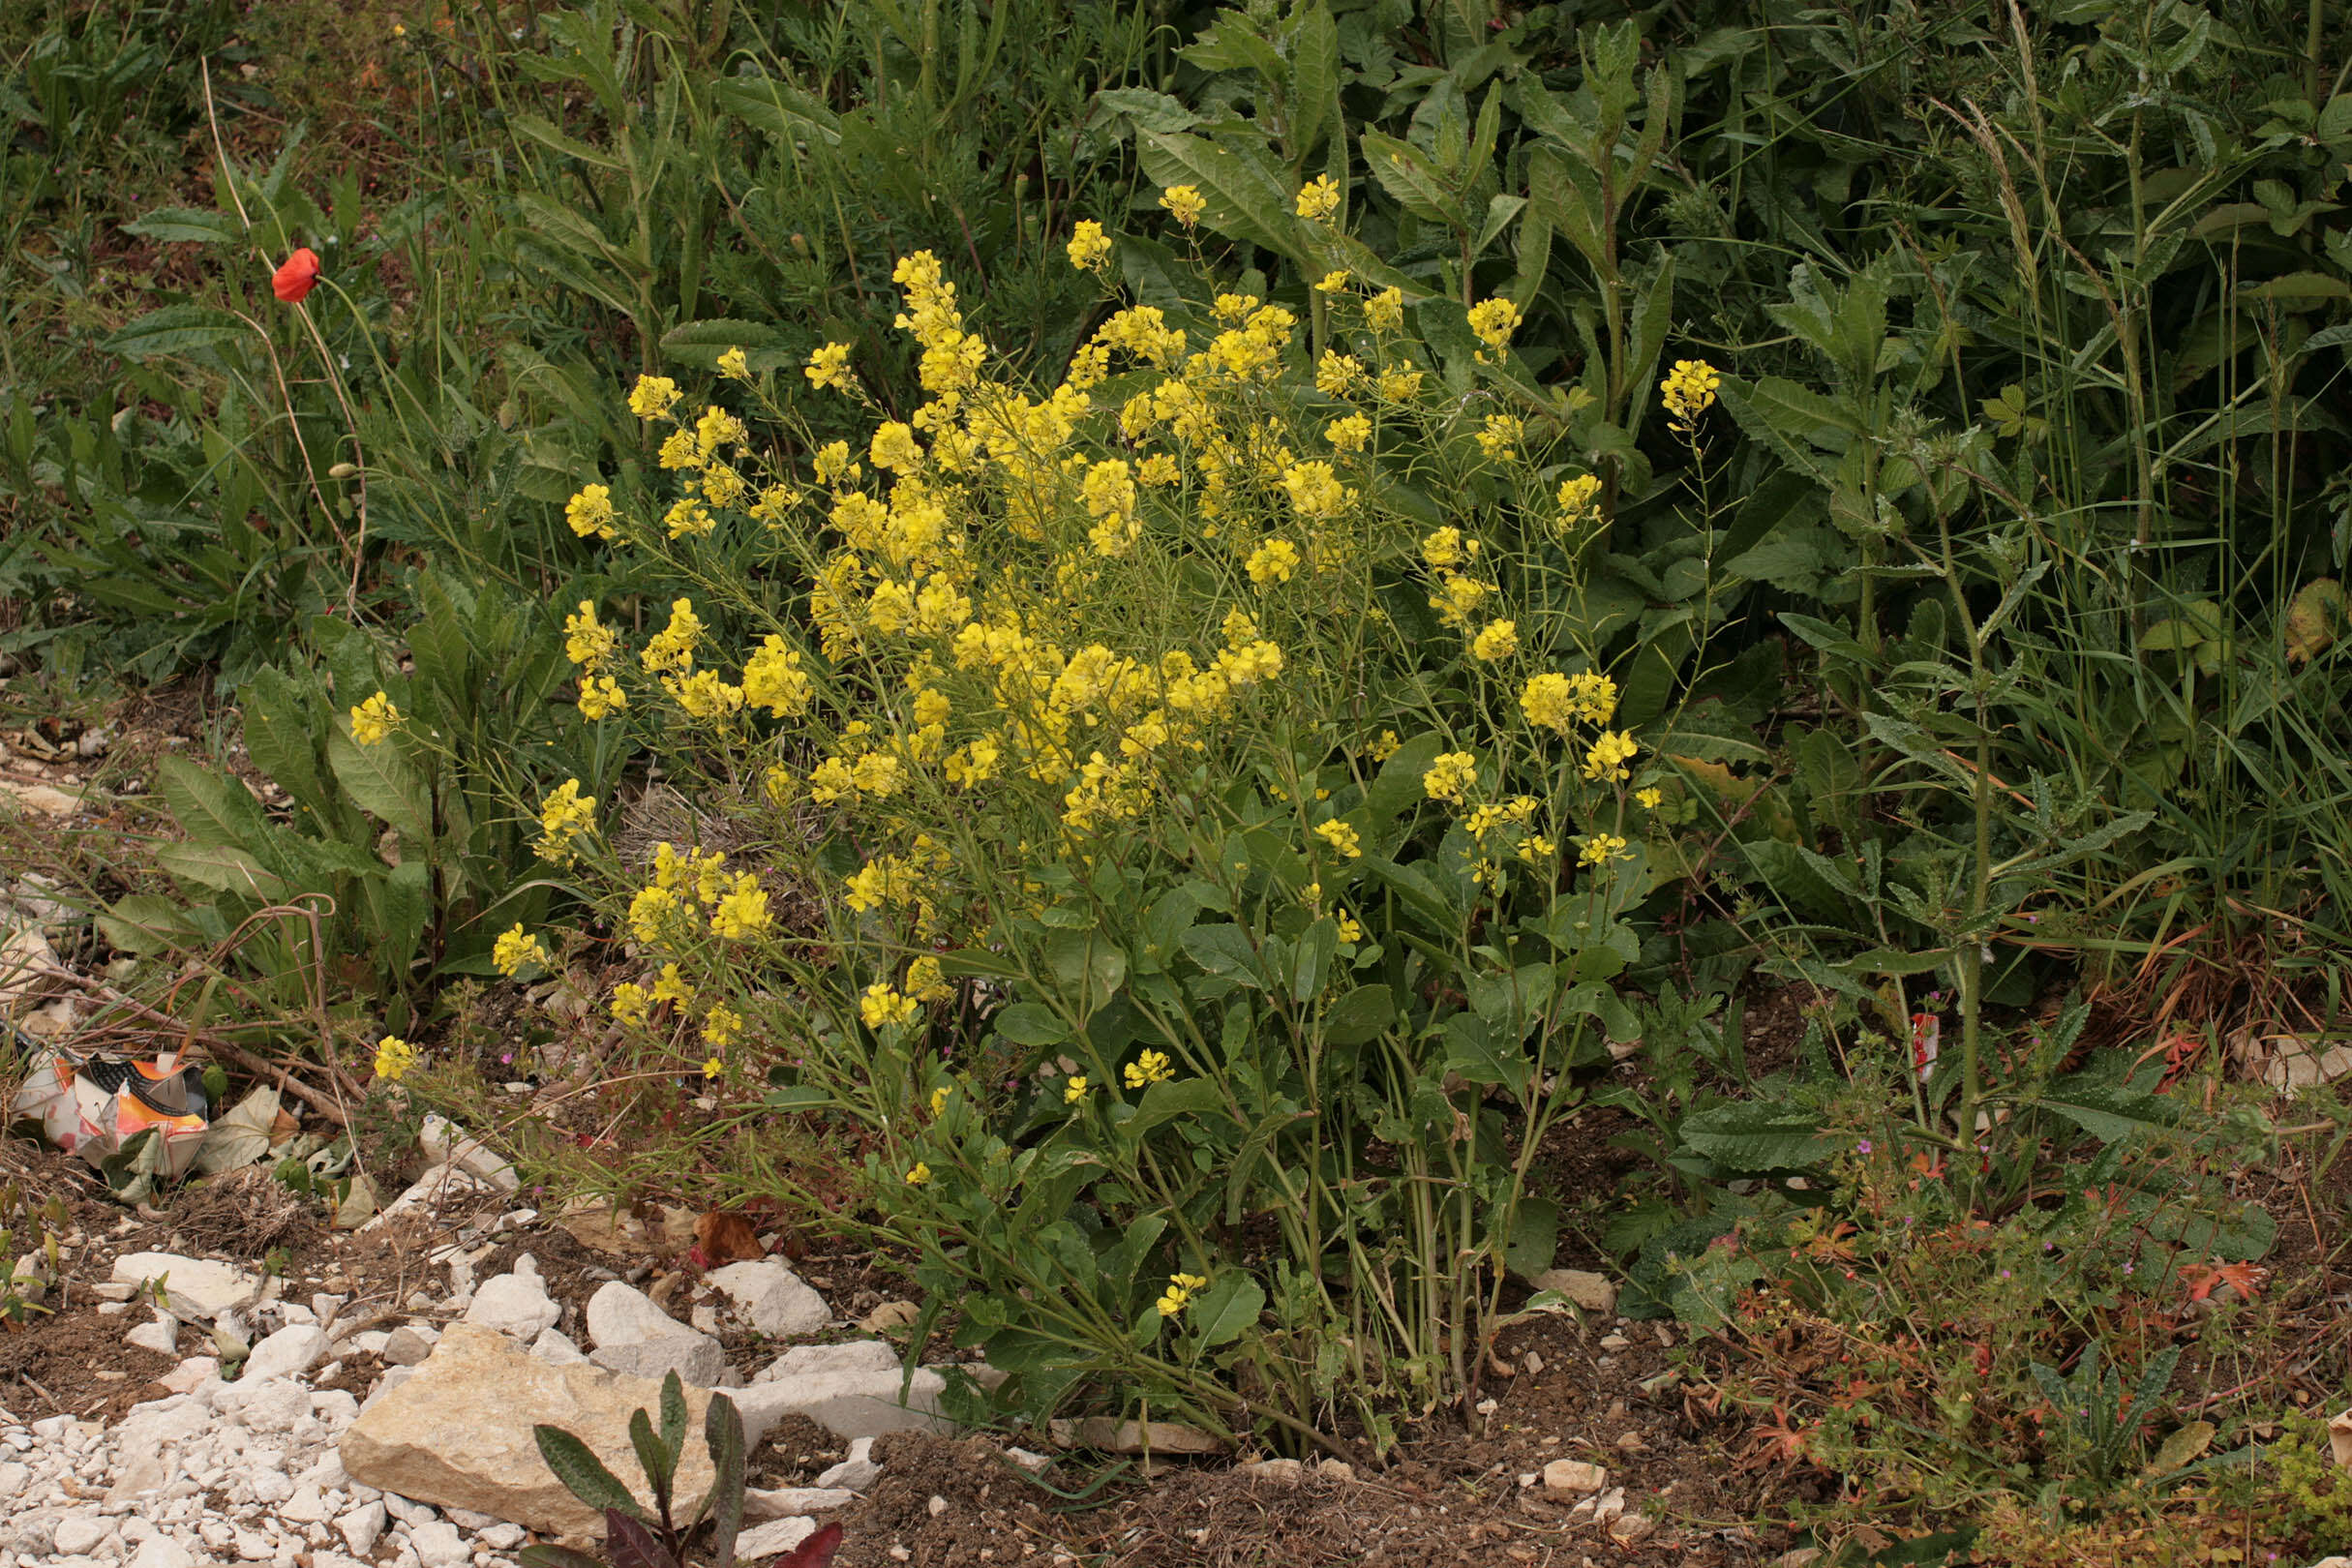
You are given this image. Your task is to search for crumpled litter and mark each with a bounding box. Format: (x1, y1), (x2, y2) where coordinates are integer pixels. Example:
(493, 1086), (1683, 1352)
(9, 1048), (213, 1189)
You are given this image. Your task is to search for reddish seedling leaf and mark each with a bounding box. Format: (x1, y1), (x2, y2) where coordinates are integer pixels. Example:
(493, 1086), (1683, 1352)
(2180, 1260), (2268, 1303)
(773, 1523), (843, 1568)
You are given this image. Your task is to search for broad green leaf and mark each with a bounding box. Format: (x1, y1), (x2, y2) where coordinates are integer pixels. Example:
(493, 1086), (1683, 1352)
(1363, 731), (1447, 827)
(1136, 130), (1304, 260)
(241, 668), (336, 827)
(1442, 1012), (1528, 1093)
(1043, 927), (1127, 1011)
(1505, 1197), (1560, 1281)
(510, 112), (626, 170)
(1131, 1075), (1224, 1134)
(1289, 917), (1338, 1003)
(1094, 87), (1200, 136)
(1179, 924), (1263, 984)
(530, 1427), (644, 1520)
(1287, 5), (1341, 163)
(991, 1004), (1070, 1046)
(159, 755), (271, 853)
(99, 894), (207, 956)
(2036, 1080), (2178, 1143)
(1320, 984), (1396, 1045)
(1675, 1101), (1836, 1172)
(1186, 1272), (1265, 1348)
(122, 208), (240, 245)
(327, 726), (433, 843)
(1360, 129), (1458, 226)
(103, 305), (252, 359)
(155, 843), (290, 900)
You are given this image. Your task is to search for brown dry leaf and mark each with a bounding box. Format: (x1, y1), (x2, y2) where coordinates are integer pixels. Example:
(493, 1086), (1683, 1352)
(268, 1107), (302, 1146)
(556, 1200), (652, 1256)
(693, 1211), (764, 1268)
(2285, 578), (2347, 664)
(0, 926), (60, 1018)
(2330, 1407), (2352, 1471)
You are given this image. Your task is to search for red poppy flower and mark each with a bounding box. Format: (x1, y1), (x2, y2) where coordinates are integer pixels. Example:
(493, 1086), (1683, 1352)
(272, 248), (321, 304)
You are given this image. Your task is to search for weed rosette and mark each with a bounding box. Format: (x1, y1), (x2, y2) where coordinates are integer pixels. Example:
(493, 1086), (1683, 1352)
(425, 232), (1704, 1451)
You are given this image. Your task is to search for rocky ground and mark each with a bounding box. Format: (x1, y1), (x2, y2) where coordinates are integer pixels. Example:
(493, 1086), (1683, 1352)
(0, 1122), (1797, 1568)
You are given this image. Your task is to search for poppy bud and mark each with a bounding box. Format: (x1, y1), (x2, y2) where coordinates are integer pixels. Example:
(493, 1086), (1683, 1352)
(272, 248), (321, 304)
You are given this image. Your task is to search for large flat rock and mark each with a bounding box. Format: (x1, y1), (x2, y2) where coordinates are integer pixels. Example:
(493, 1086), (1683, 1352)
(341, 1325), (722, 1540)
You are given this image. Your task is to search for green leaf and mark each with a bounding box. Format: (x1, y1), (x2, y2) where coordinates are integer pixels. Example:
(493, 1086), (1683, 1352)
(1363, 731), (1446, 827)
(327, 726), (433, 842)
(155, 843), (290, 900)
(1717, 377), (1854, 481)
(1136, 131), (1305, 261)
(991, 1004), (1070, 1046)
(1094, 87), (1199, 135)
(1286, 5), (1341, 163)
(1043, 927), (1127, 1012)
(1359, 130), (1459, 226)
(657, 1372), (688, 1472)
(1179, 924), (1263, 984)
(159, 755), (270, 853)
(1178, 12), (1285, 77)
(102, 305), (253, 360)
(98, 894), (207, 956)
(530, 1426), (644, 1519)
(1289, 917), (1339, 1003)
(241, 668), (336, 827)
(658, 318), (787, 372)
(628, 1407), (675, 1517)
(510, 112), (626, 169)
(121, 208), (241, 246)
(711, 75), (842, 147)
(1442, 1012), (1528, 1094)
(1186, 1272), (1265, 1348)
(1131, 1075), (1224, 1134)
(2035, 1080), (2179, 1143)
(1505, 1197), (1561, 1281)
(1320, 984), (1396, 1045)
(1675, 1101), (1836, 1172)
(700, 1393), (746, 1568)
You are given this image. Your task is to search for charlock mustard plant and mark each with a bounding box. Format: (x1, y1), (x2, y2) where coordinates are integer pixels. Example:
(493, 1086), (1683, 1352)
(491, 226), (1700, 1456)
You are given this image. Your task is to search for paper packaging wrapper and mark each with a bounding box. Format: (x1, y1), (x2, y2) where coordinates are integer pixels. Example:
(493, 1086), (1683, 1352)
(11, 1051), (210, 1177)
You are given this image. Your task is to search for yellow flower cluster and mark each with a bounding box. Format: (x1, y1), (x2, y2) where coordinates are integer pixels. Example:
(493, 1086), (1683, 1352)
(1157, 1271), (1208, 1318)
(349, 692), (400, 746)
(1520, 671), (1618, 734)
(805, 342), (855, 394)
(1660, 358), (1721, 433)
(860, 981), (920, 1029)
(1124, 1048), (1175, 1088)
(1466, 297), (1521, 358)
(1160, 184), (1205, 227)
(1067, 220), (1112, 271)
(534, 779), (596, 865)
(373, 1035), (416, 1082)
(1471, 620), (1518, 662)
(566, 483), (618, 541)
(1313, 819), (1362, 859)
(1555, 473), (1603, 530)
(492, 923), (549, 977)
